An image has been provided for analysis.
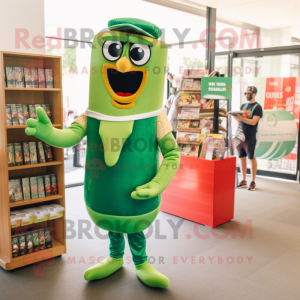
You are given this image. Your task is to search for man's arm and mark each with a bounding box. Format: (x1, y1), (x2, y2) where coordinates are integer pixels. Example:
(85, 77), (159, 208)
(233, 114), (260, 126)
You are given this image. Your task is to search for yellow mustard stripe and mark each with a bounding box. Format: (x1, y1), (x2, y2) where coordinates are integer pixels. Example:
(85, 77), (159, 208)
(156, 112), (173, 142)
(72, 113), (87, 133)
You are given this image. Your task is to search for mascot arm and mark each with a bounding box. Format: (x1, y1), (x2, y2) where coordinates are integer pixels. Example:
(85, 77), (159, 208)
(131, 132), (180, 200)
(25, 107), (86, 148)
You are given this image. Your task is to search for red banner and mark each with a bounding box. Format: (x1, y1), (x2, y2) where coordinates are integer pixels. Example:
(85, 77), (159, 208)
(264, 77), (300, 161)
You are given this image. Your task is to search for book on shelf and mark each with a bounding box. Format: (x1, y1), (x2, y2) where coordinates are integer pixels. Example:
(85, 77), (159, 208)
(44, 143), (54, 162)
(22, 178), (31, 200)
(16, 104), (25, 125)
(45, 69), (53, 88)
(6, 67), (15, 87)
(24, 68), (34, 88)
(37, 176), (45, 197)
(31, 68), (39, 88)
(38, 69), (46, 88)
(15, 67), (24, 88)
(37, 141), (46, 163)
(7, 144), (15, 167)
(30, 177), (38, 199)
(44, 175), (52, 196)
(29, 142), (38, 164)
(22, 142), (31, 165)
(6, 104), (12, 125)
(28, 105), (36, 119)
(14, 143), (24, 166)
(177, 132), (206, 143)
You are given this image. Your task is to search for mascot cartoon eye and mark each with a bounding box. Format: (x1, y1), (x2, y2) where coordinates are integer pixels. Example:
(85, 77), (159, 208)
(129, 44), (151, 66)
(103, 41), (123, 62)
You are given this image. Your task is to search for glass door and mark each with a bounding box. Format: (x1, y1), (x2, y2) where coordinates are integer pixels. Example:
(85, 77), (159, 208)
(230, 53), (300, 179)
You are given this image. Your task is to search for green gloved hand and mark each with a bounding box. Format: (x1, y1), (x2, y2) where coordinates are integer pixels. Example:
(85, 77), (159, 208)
(25, 107), (86, 148)
(25, 107), (54, 140)
(131, 132), (180, 200)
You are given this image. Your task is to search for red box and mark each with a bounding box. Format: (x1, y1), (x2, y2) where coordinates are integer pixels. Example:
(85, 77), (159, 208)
(161, 156), (236, 227)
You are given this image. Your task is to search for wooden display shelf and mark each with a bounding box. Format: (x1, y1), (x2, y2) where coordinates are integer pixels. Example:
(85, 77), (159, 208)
(0, 240), (66, 271)
(0, 51), (66, 270)
(8, 161), (62, 171)
(179, 90), (201, 93)
(10, 194), (63, 208)
(177, 128), (202, 132)
(7, 124), (62, 129)
(176, 140), (201, 145)
(5, 88), (61, 91)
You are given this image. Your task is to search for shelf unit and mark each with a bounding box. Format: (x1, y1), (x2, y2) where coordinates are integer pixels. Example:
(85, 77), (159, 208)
(0, 51), (66, 270)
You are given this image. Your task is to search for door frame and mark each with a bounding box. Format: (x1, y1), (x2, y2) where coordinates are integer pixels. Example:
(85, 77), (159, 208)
(212, 45), (300, 181)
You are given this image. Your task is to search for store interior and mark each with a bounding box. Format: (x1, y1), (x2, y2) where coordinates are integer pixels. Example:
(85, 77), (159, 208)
(0, 0), (299, 299)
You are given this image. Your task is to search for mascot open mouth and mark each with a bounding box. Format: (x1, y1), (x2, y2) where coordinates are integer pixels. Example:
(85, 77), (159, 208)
(102, 63), (148, 109)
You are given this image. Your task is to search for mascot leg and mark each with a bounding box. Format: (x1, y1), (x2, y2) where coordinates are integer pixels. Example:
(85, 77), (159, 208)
(128, 231), (170, 288)
(84, 231), (124, 281)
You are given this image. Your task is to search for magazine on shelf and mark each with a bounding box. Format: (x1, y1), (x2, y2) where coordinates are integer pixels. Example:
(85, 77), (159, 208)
(6, 67), (15, 87)
(178, 107), (200, 119)
(183, 69), (209, 78)
(31, 68), (39, 88)
(24, 68), (34, 88)
(178, 144), (199, 157)
(181, 78), (201, 91)
(179, 93), (201, 106)
(15, 67), (24, 88)
(6, 104), (12, 125)
(177, 132), (206, 143)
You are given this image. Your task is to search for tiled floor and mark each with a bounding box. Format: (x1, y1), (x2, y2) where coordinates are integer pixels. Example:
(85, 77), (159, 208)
(1, 176), (299, 300)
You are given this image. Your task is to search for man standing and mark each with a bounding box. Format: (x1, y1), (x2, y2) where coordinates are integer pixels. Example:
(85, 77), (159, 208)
(233, 86), (263, 191)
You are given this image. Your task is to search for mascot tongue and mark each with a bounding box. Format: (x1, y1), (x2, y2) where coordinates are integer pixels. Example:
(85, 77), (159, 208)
(117, 92), (132, 97)
(99, 120), (134, 167)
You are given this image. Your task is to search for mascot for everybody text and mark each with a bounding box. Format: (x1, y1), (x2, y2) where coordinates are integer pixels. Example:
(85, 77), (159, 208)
(26, 18), (180, 288)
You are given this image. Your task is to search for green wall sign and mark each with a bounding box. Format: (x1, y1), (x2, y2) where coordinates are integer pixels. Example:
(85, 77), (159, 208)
(201, 77), (232, 99)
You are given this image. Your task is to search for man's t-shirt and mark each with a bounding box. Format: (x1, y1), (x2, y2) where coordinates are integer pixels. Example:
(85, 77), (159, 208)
(240, 102), (263, 137)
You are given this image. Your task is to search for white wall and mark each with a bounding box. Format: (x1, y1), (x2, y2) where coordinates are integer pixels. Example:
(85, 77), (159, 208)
(0, 0), (45, 54)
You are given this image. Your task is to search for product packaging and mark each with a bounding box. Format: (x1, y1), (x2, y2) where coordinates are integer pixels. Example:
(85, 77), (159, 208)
(22, 142), (31, 165)
(30, 177), (38, 199)
(25, 231), (33, 254)
(14, 179), (23, 201)
(16, 104), (24, 125)
(15, 67), (24, 88)
(11, 234), (19, 257)
(28, 105), (36, 119)
(35, 104), (41, 119)
(31, 68), (39, 88)
(45, 69), (53, 88)
(37, 141), (46, 163)
(9, 180), (15, 202)
(22, 104), (29, 123)
(50, 174), (57, 194)
(6, 104), (12, 125)
(38, 69), (45, 88)
(32, 229), (40, 252)
(14, 143), (24, 166)
(44, 175), (52, 196)
(18, 232), (26, 256)
(45, 104), (52, 121)
(38, 229), (46, 250)
(29, 142), (37, 164)
(7, 143), (15, 167)
(37, 176), (45, 197)
(11, 104), (19, 125)
(44, 143), (54, 162)
(44, 228), (52, 248)
(24, 67), (34, 88)
(6, 67), (15, 87)
(22, 178), (31, 200)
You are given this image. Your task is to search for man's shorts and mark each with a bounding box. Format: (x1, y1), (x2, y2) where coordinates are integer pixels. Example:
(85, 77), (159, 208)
(237, 135), (256, 160)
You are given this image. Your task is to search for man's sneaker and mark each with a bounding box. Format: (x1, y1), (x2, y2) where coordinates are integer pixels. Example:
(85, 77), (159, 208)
(237, 180), (247, 188)
(248, 181), (256, 191)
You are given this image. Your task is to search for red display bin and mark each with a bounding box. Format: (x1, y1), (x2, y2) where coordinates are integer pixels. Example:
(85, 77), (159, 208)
(161, 156), (236, 227)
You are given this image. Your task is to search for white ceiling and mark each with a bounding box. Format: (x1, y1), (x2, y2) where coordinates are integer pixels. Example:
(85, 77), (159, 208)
(187, 0), (300, 30)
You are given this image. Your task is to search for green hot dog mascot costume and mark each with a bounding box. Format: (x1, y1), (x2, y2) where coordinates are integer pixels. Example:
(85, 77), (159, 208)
(26, 18), (180, 288)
